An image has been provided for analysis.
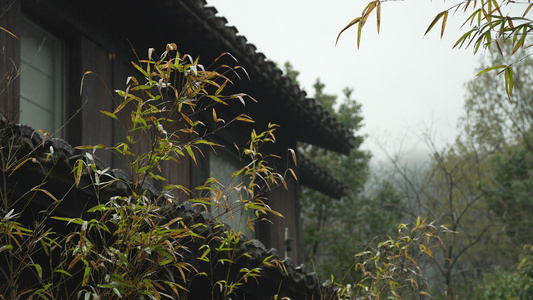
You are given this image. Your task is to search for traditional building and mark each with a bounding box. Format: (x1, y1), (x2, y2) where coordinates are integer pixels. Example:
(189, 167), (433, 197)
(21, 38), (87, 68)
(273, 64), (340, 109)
(0, 0), (353, 269)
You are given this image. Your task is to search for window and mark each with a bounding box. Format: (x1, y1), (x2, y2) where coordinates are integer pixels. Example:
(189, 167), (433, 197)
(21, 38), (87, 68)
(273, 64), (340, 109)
(19, 17), (65, 137)
(209, 148), (254, 237)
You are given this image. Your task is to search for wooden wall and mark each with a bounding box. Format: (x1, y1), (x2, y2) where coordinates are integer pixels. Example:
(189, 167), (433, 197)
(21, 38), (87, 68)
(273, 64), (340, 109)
(68, 36), (115, 165)
(0, 0), (20, 121)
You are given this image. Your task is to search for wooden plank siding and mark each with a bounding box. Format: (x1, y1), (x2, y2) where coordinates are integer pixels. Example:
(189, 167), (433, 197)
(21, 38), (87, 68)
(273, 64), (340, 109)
(268, 177), (303, 263)
(68, 36), (114, 165)
(0, 0), (21, 121)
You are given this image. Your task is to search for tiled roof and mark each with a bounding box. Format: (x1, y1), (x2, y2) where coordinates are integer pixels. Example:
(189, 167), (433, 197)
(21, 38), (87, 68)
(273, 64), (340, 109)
(173, 0), (352, 198)
(298, 155), (347, 200)
(20, 0), (351, 198)
(174, 0), (356, 155)
(0, 117), (339, 299)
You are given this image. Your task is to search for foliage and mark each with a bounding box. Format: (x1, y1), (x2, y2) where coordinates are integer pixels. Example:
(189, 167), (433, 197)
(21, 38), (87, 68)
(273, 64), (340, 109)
(486, 135), (533, 245)
(378, 134), (521, 298)
(346, 217), (447, 300)
(0, 44), (291, 299)
(459, 35), (533, 268)
(364, 41), (533, 297)
(337, 0), (533, 97)
(333, 3), (533, 295)
(425, 141), (522, 298)
(296, 77), (375, 281)
(460, 42), (533, 246)
(460, 39), (533, 153)
(482, 245), (533, 300)
(292, 73), (413, 290)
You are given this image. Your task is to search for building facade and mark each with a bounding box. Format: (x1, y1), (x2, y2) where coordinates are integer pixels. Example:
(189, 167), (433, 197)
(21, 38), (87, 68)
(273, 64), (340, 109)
(0, 0), (354, 264)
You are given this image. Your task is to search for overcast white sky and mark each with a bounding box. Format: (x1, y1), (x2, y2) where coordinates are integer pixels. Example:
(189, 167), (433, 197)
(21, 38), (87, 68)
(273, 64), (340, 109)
(206, 0), (480, 160)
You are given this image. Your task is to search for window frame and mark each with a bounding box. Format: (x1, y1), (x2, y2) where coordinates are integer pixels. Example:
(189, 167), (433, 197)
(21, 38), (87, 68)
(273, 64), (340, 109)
(19, 15), (66, 137)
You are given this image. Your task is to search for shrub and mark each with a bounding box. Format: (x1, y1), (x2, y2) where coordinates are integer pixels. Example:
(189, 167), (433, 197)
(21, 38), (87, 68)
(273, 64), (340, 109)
(0, 43), (291, 299)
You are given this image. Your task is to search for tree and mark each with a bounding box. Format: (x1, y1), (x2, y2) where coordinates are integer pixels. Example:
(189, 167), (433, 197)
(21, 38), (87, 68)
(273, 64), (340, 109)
(384, 137), (519, 299)
(460, 40), (533, 153)
(299, 79), (372, 279)
(460, 41), (533, 245)
(488, 139), (533, 245)
(482, 244), (533, 300)
(285, 70), (408, 282)
(337, 0), (533, 97)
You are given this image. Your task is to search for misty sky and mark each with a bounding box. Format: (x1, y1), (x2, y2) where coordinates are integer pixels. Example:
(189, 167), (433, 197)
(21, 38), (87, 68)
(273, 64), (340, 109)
(206, 0), (481, 160)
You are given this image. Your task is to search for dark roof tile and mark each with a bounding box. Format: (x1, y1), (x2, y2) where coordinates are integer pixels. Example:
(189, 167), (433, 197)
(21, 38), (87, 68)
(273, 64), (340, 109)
(190, 1), (355, 154)
(0, 118), (340, 298)
(298, 154), (347, 199)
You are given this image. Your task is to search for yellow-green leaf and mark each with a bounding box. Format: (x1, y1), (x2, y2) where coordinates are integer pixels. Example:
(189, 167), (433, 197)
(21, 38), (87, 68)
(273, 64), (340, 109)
(475, 64), (506, 77)
(0, 26), (18, 40)
(32, 188), (60, 202)
(9, 157), (34, 176)
(440, 11), (448, 39)
(425, 11), (448, 36)
(82, 266), (90, 286)
(28, 264), (42, 279)
(236, 114), (255, 123)
(185, 145), (197, 164)
(512, 28), (527, 54)
(505, 66), (514, 97)
(336, 17), (362, 46)
(100, 110), (117, 119)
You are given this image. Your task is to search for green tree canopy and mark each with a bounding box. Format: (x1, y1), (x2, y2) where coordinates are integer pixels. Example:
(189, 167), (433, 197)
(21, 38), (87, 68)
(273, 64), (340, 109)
(283, 64), (407, 282)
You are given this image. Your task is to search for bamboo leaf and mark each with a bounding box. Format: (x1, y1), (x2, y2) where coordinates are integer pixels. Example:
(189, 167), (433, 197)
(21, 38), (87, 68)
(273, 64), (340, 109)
(360, 1), (377, 27)
(505, 66), (514, 97)
(87, 204), (107, 213)
(72, 159), (84, 188)
(288, 168), (298, 181)
(288, 148), (297, 166)
(9, 157), (34, 176)
(185, 145), (197, 165)
(357, 21), (363, 49)
(440, 11), (449, 39)
(506, 16), (515, 29)
(192, 139), (221, 147)
(495, 40), (503, 56)
(181, 112), (194, 126)
(212, 109), (224, 123)
(524, 3), (533, 17)
(484, 31), (492, 48)
(491, 0), (503, 16)
(232, 168), (245, 178)
(376, 1), (381, 34)
(512, 28), (527, 54)
(336, 17), (362, 46)
(100, 110), (117, 119)
(0, 26), (19, 39)
(82, 267), (90, 286)
(0, 245), (13, 253)
(32, 188), (60, 202)
(425, 11), (447, 36)
(79, 71), (94, 97)
(28, 264), (43, 279)
(113, 97), (133, 114)
(236, 114), (255, 123)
